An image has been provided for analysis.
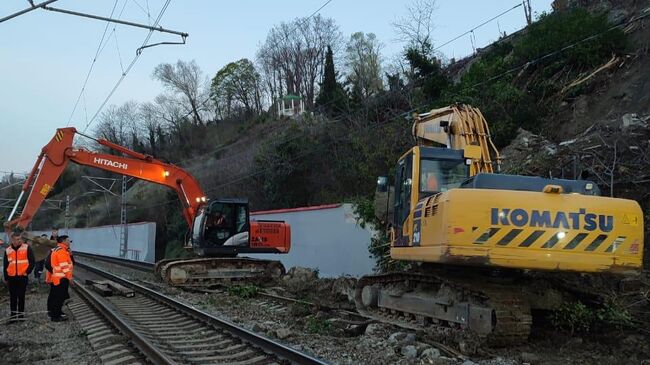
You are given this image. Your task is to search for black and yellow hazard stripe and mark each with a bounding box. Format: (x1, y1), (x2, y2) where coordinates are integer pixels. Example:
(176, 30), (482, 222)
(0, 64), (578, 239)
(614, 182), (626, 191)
(473, 227), (627, 253)
(54, 130), (64, 142)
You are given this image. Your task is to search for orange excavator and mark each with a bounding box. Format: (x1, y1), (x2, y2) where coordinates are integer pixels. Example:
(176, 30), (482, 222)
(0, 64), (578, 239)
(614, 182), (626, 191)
(4, 127), (290, 287)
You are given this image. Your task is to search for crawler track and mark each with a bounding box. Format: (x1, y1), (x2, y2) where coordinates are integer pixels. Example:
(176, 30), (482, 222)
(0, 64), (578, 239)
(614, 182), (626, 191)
(355, 272), (533, 346)
(74, 261), (329, 365)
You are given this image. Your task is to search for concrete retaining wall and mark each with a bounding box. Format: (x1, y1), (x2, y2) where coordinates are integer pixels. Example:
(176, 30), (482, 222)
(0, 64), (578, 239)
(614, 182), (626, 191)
(1, 222), (156, 263)
(250, 203), (377, 278)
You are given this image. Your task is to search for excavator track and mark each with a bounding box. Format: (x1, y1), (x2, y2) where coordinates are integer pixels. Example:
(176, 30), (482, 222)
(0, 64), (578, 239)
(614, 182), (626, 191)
(354, 272), (532, 346)
(156, 258), (286, 287)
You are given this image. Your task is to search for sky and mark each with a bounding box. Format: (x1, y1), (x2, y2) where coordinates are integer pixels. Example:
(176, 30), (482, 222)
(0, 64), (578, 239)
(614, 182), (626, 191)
(0, 0), (553, 174)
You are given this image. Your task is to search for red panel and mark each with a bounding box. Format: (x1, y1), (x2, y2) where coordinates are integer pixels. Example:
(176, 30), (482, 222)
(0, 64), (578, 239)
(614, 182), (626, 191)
(249, 221), (290, 253)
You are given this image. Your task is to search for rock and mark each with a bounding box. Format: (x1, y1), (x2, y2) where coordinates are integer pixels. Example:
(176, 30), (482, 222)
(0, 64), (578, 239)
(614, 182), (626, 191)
(384, 347), (396, 358)
(275, 328), (291, 339)
(622, 334), (645, 347)
(414, 341), (429, 354)
(365, 323), (383, 336)
(332, 276), (357, 302)
(284, 267), (319, 281)
(622, 113), (647, 129)
(388, 332), (407, 344)
(567, 337), (583, 346)
(282, 267), (319, 292)
(462, 360), (477, 365)
(544, 145), (557, 155)
(608, 8), (629, 24)
(458, 340), (476, 355)
(421, 347), (441, 360)
(252, 324), (264, 333)
(344, 324), (365, 336)
(521, 352), (540, 363)
(401, 345), (418, 359)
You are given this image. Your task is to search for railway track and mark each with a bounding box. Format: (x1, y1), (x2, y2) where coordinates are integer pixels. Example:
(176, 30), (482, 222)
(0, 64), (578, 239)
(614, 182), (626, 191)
(74, 252), (363, 318)
(73, 253), (465, 359)
(73, 261), (329, 365)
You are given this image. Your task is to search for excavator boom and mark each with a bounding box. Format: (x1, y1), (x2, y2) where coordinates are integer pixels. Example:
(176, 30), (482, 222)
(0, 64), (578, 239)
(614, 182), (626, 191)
(6, 127), (205, 231)
(7, 127), (291, 287)
(411, 104), (501, 174)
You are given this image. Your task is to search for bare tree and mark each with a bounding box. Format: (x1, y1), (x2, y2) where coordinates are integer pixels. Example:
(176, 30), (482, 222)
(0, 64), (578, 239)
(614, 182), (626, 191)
(139, 102), (164, 154)
(392, 0), (437, 55)
(152, 60), (209, 125)
(94, 101), (140, 150)
(257, 15), (342, 109)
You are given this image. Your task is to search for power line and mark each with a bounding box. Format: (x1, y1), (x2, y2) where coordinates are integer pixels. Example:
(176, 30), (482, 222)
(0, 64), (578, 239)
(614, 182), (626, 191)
(433, 2), (523, 52)
(82, 0), (172, 133)
(65, 0), (120, 127)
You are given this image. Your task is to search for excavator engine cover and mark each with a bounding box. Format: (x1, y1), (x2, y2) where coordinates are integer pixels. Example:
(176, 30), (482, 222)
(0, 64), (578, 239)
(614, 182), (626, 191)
(392, 187), (644, 274)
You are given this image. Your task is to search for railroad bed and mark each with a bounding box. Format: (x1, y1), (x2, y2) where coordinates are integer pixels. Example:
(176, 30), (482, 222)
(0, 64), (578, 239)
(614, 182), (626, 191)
(73, 261), (329, 365)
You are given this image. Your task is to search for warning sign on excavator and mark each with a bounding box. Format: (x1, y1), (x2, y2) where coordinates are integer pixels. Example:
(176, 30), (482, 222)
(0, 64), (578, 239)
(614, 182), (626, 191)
(622, 214), (638, 226)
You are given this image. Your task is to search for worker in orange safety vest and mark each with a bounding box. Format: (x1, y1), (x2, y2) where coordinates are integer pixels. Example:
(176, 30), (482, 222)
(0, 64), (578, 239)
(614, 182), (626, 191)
(3, 231), (35, 322)
(46, 235), (73, 322)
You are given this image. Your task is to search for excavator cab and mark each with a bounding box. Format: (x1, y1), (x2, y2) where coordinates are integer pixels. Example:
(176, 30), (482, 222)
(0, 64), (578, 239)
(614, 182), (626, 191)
(191, 199), (249, 255)
(190, 198), (291, 257)
(389, 146), (471, 231)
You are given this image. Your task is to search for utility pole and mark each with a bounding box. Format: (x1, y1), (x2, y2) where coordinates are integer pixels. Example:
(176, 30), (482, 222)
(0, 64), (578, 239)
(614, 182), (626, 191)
(523, 0), (532, 26)
(119, 176), (130, 258)
(65, 195), (70, 235)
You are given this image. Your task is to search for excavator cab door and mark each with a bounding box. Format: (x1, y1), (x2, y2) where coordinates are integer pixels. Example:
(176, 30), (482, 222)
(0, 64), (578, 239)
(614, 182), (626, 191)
(393, 151), (413, 246)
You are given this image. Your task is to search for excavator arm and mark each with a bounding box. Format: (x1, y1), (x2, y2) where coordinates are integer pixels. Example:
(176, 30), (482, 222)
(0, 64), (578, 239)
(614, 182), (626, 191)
(6, 127), (206, 231)
(411, 104), (501, 174)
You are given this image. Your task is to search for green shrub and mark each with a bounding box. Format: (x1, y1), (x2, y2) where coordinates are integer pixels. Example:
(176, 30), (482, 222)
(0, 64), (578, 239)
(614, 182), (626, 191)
(551, 301), (594, 334)
(513, 9), (628, 70)
(305, 315), (332, 334)
(227, 284), (260, 299)
(550, 300), (633, 333)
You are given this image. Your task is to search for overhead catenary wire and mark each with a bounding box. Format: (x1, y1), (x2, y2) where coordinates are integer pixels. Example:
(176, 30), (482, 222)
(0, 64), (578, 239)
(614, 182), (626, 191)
(82, 0), (172, 133)
(433, 2), (523, 52)
(65, 0), (120, 127)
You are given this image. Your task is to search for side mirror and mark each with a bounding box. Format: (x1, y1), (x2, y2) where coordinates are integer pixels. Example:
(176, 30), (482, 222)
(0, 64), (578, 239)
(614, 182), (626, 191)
(376, 176), (388, 192)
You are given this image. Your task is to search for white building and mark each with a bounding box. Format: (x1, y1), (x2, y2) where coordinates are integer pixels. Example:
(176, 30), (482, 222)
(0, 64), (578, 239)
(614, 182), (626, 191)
(277, 94), (305, 117)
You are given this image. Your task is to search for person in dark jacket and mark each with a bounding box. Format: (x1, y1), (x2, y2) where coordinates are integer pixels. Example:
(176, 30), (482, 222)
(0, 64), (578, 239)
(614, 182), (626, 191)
(31, 234), (48, 284)
(3, 231), (35, 322)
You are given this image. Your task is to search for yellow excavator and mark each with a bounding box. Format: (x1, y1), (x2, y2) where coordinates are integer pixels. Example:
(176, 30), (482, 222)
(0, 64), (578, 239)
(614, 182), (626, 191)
(356, 104), (644, 344)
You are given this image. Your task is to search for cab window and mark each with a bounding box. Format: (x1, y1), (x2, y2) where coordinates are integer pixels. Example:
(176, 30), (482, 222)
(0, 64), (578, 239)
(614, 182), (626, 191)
(420, 159), (469, 194)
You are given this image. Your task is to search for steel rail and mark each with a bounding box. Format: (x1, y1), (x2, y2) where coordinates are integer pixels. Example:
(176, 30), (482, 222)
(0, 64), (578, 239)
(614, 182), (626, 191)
(72, 277), (176, 365)
(74, 251), (154, 272)
(76, 261), (330, 365)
